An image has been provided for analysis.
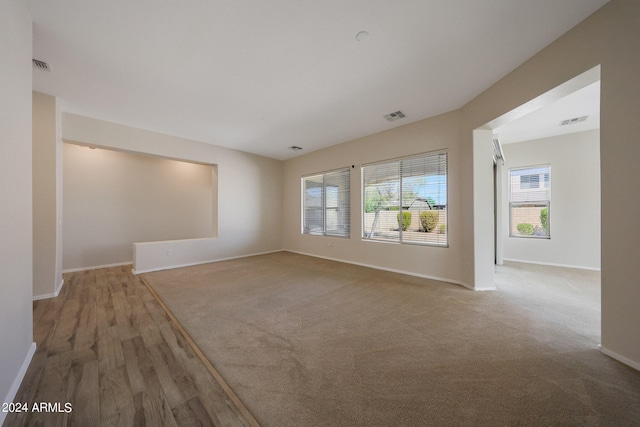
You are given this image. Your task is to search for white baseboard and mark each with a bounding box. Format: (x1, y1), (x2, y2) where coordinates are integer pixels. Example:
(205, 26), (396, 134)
(0, 342), (36, 426)
(599, 345), (640, 372)
(286, 250), (476, 290)
(474, 284), (498, 291)
(502, 258), (601, 272)
(63, 261), (133, 274)
(132, 250), (283, 275)
(33, 278), (65, 301)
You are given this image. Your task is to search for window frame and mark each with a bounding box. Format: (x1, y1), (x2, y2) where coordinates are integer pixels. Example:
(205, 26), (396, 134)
(361, 150), (448, 247)
(508, 165), (551, 239)
(301, 167), (351, 238)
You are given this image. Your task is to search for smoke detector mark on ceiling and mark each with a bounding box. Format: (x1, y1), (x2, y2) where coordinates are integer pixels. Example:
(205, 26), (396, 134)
(384, 111), (406, 122)
(32, 59), (51, 72)
(560, 115), (588, 126)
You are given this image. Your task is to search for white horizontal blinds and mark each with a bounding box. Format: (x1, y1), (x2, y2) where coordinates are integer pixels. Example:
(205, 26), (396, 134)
(400, 152), (448, 245)
(362, 161), (400, 242)
(302, 169), (350, 237)
(324, 169), (350, 237)
(509, 166), (550, 238)
(302, 174), (324, 235)
(362, 151), (448, 246)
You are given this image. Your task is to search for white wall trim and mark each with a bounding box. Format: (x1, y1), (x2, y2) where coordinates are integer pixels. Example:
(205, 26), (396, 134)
(33, 278), (65, 301)
(473, 283), (498, 291)
(286, 250), (492, 291)
(0, 342), (36, 426)
(132, 250), (283, 275)
(599, 345), (640, 372)
(63, 261), (133, 274)
(503, 258), (601, 272)
(33, 292), (54, 301)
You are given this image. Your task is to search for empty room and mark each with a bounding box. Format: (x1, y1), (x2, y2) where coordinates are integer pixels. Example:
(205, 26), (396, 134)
(2, 0), (640, 426)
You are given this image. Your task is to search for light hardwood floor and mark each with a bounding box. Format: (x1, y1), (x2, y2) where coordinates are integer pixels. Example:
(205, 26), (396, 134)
(4, 266), (255, 427)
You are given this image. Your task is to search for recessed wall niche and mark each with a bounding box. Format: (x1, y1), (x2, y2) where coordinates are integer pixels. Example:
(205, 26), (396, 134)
(63, 143), (215, 270)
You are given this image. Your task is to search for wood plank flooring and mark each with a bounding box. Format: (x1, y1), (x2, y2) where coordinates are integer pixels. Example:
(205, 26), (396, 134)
(4, 266), (256, 427)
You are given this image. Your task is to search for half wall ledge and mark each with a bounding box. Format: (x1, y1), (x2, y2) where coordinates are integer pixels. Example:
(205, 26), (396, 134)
(132, 237), (281, 274)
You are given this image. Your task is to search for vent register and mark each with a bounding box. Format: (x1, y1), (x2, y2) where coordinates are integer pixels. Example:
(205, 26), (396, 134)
(33, 59), (51, 72)
(384, 111), (406, 122)
(560, 115), (588, 126)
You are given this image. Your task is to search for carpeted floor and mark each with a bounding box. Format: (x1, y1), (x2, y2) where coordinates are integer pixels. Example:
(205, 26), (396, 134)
(141, 252), (640, 426)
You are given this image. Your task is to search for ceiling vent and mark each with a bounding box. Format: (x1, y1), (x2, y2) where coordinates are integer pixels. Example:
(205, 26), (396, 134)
(383, 111), (406, 122)
(560, 115), (588, 126)
(288, 146), (303, 151)
(32, 59), (51, 72)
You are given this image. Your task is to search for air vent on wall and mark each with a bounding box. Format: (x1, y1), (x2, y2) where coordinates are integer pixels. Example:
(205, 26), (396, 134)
(32, 59), (51, 72)
(560, 115), (588, 126)
(383, 111), (406, 122)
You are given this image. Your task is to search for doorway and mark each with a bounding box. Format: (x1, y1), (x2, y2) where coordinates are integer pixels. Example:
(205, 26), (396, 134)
(473, 65), (601, 286)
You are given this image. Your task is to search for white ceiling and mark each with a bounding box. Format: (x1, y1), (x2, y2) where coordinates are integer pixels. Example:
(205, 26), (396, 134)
(27, 0), (608, 160)
(496, 81), (600, 145)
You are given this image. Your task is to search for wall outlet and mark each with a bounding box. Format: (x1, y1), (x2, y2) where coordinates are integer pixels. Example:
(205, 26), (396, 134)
(166, 249), (172, 257)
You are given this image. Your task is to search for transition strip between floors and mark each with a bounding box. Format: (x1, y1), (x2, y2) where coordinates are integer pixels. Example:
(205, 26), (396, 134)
(4, 266), (258, 427)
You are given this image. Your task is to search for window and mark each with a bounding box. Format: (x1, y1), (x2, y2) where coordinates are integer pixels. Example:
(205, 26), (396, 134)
(520, 174), (540, 189)
(302, 168), (350, 237)
(509, 166), (550, 238)
(362, 151), (447, 246)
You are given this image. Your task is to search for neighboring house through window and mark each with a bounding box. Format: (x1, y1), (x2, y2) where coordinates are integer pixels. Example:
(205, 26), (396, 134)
(302, 168), (350, 237)
(509, 166), (550, 238)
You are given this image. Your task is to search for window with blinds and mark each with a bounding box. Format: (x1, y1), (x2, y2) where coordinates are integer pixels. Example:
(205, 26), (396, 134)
(302, 168), (350, 237)
(362, 151), (447, 246)
(509, 166), (550, 238)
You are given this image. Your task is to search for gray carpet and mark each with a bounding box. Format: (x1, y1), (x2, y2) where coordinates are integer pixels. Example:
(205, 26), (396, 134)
(142, 252), (640, 426)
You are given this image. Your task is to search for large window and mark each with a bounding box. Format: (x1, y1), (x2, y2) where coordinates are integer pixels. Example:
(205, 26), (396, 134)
(362, 151), (447, 246)
(302, 168), (350, 237)
(509, 166), (550, 238)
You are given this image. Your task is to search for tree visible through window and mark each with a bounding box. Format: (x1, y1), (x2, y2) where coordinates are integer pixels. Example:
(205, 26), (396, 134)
(509, 166), (550, 238)
(362, 151), (447, 246)
(302, 168), (350, 237)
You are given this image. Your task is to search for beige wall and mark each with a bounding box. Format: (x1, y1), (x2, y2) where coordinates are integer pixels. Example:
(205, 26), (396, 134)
(283, 110), (465, 286)
(502, 130), (601, 270)
(63, 143), (216, 270)
(459, 0), (640, 367)
(0, 0), (34, 415)
(33, 91), (63, 297)
(283, 1), (640, 367)
(62, 113), (283, 266)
